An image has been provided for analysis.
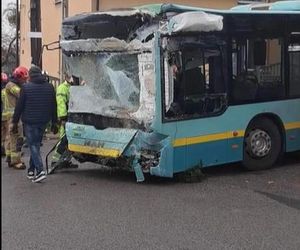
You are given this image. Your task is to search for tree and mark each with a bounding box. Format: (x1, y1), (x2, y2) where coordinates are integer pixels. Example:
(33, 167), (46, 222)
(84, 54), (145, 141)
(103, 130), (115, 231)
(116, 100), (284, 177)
(1, 2), (18, 73)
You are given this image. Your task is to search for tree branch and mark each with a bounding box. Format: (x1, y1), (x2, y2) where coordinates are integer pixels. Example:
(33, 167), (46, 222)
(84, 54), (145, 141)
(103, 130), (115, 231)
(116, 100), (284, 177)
(2, 36), (16, 65)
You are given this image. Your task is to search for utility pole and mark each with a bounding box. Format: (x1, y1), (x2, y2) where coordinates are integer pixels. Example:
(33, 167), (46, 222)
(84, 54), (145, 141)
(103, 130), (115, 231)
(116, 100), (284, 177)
(16, 0), (19, 67)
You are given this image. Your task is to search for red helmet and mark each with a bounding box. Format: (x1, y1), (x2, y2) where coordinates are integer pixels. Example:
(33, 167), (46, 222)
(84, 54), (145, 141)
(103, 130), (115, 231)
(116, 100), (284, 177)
(1, 72), (8, 83)
(13, 66), (29, 82)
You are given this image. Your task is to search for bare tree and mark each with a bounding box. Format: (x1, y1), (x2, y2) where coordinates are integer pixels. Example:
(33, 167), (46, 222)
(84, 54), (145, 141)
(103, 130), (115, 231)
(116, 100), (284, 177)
(2, 2), (18, 73)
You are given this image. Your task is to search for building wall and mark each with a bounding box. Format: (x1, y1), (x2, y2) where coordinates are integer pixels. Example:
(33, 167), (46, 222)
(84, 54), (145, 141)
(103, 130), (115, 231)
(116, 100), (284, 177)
(68, 0), (94, 17)
(20, 0), (237, 78)
(40, 2), (62, 78)
(100, 0), (236, 11)
(40, 0), (93, 77)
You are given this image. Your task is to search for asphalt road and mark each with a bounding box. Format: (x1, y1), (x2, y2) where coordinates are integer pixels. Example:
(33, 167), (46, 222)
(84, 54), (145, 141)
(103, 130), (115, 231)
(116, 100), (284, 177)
(2, 138), (300, 250)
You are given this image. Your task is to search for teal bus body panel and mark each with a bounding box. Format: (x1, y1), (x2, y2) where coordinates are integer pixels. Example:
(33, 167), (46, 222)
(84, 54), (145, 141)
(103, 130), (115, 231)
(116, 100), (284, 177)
(168, 99), (300, 173)
(159, 3), (300, 14)
(137, 2), (300, 15)
(231, 1), (300, 12)
(187, 139), (228, 167)
(172, 146), (186, 173)
(174, 99), (300, 138)
(173, 137), (244, 173)
(66, 123), (138, 154)
(286, 129), (300, 152)
(270, 1), (300, 11)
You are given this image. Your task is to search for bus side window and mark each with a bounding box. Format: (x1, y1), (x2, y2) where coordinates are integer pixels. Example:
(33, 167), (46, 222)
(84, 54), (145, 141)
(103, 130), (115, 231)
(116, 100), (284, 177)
(232, 38), (285, 103)
(289, 43), (300, 97)
(165, 46), (227, 120)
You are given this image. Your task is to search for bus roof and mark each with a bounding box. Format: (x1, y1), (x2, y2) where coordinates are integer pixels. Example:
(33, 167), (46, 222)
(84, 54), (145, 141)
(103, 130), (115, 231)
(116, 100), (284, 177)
(135, 1), (300, 15)
(231, 1), (300, 12)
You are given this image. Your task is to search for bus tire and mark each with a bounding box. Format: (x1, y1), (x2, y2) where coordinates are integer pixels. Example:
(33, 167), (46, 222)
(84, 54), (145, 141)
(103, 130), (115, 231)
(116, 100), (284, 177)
(243, 118), (282, 171)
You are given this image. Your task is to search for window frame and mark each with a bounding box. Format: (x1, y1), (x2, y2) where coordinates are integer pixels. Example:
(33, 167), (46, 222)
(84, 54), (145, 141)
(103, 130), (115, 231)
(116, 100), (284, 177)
(228, 35), (291, 105)
(287, 34), (300, 99)
(160, 37), (229, 123)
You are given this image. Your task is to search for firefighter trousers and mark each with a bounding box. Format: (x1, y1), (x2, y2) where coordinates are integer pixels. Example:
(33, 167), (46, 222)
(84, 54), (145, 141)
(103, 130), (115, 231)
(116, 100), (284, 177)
(1, 120), (9, 150)
(5, 119), (23, 164)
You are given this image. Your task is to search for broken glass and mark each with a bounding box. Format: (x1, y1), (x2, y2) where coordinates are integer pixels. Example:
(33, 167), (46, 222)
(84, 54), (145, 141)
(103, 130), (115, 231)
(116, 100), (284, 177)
(64, 51), (155, 126)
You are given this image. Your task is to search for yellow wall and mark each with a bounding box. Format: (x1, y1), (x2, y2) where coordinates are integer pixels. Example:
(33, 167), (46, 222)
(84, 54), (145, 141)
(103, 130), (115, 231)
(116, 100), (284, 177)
(40, 2), (62, 77)
(20, 0), (237, 78)
(100, 0), (236, 10)
(68, 0), (93, 17)
(40, 0), (93, 77)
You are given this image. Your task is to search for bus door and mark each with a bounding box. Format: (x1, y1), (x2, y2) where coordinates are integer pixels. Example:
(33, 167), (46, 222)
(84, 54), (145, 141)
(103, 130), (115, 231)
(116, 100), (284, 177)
(161, 36), (230, 171)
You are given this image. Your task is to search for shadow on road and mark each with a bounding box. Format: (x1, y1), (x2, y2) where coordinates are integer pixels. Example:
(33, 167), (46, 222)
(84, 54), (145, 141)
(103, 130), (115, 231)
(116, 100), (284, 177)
(49, 152), (299, 184)
(202, 152), (300, 177)
(53, 167), (179, 185)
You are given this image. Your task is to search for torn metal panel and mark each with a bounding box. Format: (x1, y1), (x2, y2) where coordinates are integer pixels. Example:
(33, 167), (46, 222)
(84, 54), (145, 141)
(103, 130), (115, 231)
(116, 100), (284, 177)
(68, 113), (143, 130)
(167, 11), (223, 34)
(130, 52), (155, 127)
(62, 9), (155, 41)
(67, 120), (175, 179)
(60, 38), (152, 53)
(124, 131), (174, 178)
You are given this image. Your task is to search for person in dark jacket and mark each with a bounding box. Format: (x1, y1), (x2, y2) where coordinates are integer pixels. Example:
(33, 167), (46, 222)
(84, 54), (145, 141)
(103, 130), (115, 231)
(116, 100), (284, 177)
(12, 66), (58, 182)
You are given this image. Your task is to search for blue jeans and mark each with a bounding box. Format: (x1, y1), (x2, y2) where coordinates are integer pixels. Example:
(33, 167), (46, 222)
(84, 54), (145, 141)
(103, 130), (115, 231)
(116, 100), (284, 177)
(24, 123), (47, 174)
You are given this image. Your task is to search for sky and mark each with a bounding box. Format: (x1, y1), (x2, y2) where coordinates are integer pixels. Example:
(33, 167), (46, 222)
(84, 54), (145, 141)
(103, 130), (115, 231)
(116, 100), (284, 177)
(2, 0), (16, 33)
(2, 0), (15, 13)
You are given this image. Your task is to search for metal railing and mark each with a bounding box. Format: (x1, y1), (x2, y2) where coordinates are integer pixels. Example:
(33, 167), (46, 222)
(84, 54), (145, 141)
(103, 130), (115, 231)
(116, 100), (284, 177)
(258, 63), (281, 84)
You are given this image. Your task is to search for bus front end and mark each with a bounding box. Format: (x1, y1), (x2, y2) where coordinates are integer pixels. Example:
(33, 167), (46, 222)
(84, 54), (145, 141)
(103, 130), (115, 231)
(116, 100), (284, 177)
(61, 8), (175, 181)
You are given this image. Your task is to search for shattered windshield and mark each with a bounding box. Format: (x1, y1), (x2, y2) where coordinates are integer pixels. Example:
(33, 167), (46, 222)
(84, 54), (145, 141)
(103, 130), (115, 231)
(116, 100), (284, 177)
(63, 51), (155, 126)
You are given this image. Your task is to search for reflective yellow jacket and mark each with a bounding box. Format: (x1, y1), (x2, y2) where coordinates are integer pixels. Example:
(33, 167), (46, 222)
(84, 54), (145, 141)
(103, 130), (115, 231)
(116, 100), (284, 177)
(4, 81), (21, 119)
(1, 88), (10, 121)
(56, 81), (70, 119)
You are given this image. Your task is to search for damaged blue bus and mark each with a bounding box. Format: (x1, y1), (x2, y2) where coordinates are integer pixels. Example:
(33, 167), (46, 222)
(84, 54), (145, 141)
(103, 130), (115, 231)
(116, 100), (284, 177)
(60, 1), (300, 182)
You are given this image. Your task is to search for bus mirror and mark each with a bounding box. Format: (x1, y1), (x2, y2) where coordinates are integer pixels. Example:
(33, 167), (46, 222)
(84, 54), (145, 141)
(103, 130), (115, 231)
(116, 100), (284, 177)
(253, 40), (266, 66)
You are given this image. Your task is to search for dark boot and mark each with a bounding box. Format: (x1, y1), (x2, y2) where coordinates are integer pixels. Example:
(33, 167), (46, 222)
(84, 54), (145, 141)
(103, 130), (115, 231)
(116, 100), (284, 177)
(6, 156), (12, 167)
(1, 146), (5, 157)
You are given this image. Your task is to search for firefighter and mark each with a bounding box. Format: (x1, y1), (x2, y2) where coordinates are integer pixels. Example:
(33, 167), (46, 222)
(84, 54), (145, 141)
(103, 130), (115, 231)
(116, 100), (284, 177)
(50, 73), (78, 171)
(5, 66), (28, 169)
(1, 72), (9, 156)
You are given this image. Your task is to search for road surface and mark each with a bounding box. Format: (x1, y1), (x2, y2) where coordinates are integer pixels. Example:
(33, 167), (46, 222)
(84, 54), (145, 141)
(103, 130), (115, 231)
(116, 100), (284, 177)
(2, 138), (300, 250)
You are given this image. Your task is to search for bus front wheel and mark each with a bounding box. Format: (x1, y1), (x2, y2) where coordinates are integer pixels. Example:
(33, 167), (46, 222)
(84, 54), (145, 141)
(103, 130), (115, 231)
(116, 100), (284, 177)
(243, 118), (282, 170)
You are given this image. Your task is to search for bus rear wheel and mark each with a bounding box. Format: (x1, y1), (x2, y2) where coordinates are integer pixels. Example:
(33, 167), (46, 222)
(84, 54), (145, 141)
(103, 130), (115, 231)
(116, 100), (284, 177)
(243, 118), (282, 171)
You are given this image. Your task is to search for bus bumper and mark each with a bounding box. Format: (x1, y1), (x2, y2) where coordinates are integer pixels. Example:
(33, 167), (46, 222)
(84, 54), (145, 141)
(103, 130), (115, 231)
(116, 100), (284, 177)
(66, 122), (174, 181)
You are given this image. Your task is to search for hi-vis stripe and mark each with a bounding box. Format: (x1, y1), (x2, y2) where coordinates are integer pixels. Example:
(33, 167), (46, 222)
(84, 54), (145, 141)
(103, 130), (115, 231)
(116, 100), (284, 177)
(173, 121), (300, 148)
(68, 144), (121, 158)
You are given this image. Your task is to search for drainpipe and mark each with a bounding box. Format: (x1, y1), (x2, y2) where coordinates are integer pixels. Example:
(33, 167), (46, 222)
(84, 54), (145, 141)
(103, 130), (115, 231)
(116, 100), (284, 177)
(97, 0), (100, 11)
(61, 0), (65, 19)
(59, 0), (65, 82)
